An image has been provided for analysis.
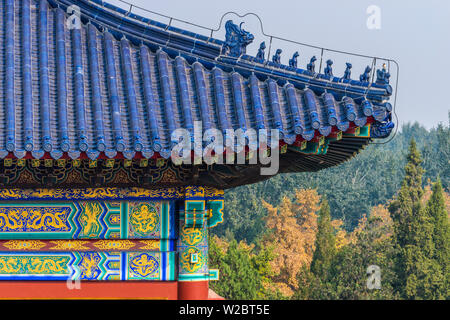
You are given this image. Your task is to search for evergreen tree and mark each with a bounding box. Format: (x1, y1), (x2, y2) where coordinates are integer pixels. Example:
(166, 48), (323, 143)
(310, 199), (336, 279)
(389, 139), (443, 299)
(328, 207), (397, 300)
(425, 178), (450, 298)
(209, 237), (267, 300)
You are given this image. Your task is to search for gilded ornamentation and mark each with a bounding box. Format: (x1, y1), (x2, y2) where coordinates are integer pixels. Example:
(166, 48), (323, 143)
(129, 253), (159, 277)
(49, 240), (90, 251)
(207, 199), (225, 228)
(28, 257), (69, 274)
(93, 240), (136, 250)
(109, 232), (120, 239)
(0, 207), (71, 232)
(0, 257), (20, 273)
(129, 203), (160, 237)
(0, 252), (174, 281)
(0, 255), (70, 274)
(180, 247), (205, 273)
(79, 252), (101, 279)
(3, 240), (46, 250)
(139, 240), (160, 250)
(0, 199), (177, 241)
(180, 227), (204, 246)
(0, 240), (171, 252)
(0, 187), (223, 201)
(108, 214), (120, 225)
(160, 168), (179, 183)
(79, 202), (102, 238)
(185, 186), (205, 199)
(204, 187), (224, 199)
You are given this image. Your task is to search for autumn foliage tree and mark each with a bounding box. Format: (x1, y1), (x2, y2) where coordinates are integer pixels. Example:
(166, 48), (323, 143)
(262, 189), (320, 297)
(209, 131), (449, 300)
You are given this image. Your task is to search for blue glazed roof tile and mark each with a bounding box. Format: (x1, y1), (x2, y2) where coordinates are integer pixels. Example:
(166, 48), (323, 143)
(0, 0), (394, 161)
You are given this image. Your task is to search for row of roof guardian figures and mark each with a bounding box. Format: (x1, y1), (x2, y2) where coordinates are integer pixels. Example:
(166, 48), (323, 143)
(222, 20), (391, 85)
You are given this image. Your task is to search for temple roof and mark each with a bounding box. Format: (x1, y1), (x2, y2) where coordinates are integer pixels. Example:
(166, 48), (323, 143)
(0, 0), (395, 185)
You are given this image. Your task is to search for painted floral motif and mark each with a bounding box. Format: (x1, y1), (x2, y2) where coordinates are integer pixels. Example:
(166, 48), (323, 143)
(3, 240), (46, 250)
(138, 240), (160, 250)
(49, 240), (90, 251)
(93, 240), (135, 250)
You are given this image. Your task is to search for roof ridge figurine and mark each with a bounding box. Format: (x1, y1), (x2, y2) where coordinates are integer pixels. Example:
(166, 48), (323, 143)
(289, 51), (299, 68)
(256, 41), (266, 61)
(272, 49), (282, 65)
(307, 56), (317, 73)
(222, 20), (254, 57)
(343, 62), (352, 80)
(360, 65), (372, 83)
(324, 59), (333, 77)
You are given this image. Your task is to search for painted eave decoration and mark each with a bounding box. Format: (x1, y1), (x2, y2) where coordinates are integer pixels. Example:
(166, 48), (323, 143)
(0, 0), (394, 177)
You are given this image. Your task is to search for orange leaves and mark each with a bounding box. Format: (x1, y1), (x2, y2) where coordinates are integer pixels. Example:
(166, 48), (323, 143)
(262, 189), (321, 296)
(349, 204), (393, 244)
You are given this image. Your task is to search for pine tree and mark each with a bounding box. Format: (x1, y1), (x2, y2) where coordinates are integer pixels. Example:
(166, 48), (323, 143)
(389, 139), (442, 299)
(209, 238), (264, 300)
(328, 206), (397, 299)
(310, 198), (336, 279)
(425, 178), (450, 298)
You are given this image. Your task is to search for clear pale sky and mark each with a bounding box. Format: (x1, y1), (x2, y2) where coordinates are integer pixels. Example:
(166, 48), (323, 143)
(108, 0), (450, 129)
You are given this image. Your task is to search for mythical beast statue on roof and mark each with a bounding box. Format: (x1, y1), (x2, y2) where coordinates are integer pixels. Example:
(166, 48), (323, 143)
(222, 20), (254, 57)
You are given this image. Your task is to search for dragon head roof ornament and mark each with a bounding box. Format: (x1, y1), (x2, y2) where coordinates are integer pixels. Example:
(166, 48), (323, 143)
(222, 20), (255, 57)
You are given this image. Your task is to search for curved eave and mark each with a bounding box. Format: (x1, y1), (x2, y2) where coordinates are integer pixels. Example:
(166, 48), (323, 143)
(0, 0), (394, 174)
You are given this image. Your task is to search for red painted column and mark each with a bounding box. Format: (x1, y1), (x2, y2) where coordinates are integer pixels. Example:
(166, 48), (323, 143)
(178, 280), (209, 300)
(0, 281), (178, 300)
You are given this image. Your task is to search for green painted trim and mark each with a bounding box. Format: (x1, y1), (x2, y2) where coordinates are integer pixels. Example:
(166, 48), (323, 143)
(103, 204), (120, 239)
(184, 200), (206, 228)
(343, 125), (371, 138)
(209, 269), (219, 281)
(207, 200), (224, 228)
(178, 274), (210, 281)
(358, 125), (371, 137)
(160, 239), (170, 252)
(120, 202), (128, 239)
(168, 251), (176, 281)
(289, 140), (331, 155)
(160, 202), (169, 242)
